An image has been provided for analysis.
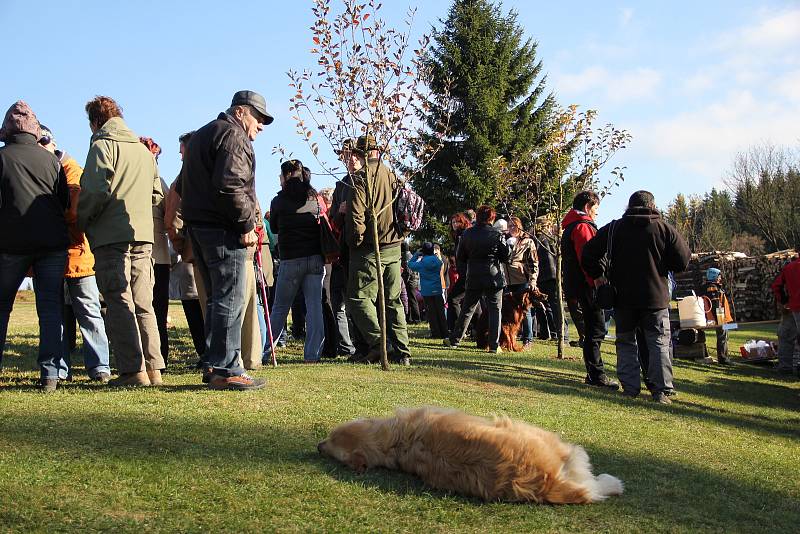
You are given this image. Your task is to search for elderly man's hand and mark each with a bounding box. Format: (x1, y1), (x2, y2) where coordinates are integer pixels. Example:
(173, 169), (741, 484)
(240, 230), (257, 247)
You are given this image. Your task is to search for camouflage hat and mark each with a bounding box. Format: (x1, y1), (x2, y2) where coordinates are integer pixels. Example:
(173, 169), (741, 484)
(352, 134), (382, 155)
(334, 137), (354, 155)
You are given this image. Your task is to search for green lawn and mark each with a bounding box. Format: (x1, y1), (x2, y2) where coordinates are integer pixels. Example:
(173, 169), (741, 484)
(1, 299), (798, 533)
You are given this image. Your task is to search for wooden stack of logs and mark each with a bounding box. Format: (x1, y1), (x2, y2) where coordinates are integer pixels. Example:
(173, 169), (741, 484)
(672, 249), (798, 322)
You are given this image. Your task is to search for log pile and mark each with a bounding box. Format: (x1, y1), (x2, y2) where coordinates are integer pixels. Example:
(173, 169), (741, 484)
(672, 249), (798, 322)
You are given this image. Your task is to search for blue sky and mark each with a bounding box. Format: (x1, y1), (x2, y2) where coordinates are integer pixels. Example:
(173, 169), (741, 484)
(3, 0), (799, 225)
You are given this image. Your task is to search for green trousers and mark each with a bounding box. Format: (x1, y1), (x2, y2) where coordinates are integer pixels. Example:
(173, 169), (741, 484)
(347, 244), (410, 358)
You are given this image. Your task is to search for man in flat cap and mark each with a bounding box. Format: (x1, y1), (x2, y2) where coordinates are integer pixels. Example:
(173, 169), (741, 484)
(177, 90), (273, 390)
(344, 135), (411, 365)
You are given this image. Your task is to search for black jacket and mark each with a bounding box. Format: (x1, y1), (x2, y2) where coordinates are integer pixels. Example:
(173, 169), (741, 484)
(535, 233), (557, 283)
(270, 181), (322, 260)
(582, 207), (691, 309)
(0, 133), (69, 253)
(456, 223), (511, 290)
(178, 113), (256, 234)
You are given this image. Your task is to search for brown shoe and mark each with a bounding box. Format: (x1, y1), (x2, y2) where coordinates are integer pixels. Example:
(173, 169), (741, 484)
(147, 369), (163, 386)
(108, 372), (151, 387)
(208, 373), (267, 391)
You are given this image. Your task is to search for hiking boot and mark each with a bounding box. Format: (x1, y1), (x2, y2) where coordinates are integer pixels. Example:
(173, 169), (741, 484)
(208, 373), (267, 391)
(201, 367), (213, 384)
(147, 369), (163, 386)
(108, 372), (151, 387)
(585, 374), (620, 390)
(91, 372), (111, 384)
(39, 378), (58, 392)
(621, 389), (640, 398)
(652, 392), (672, 405)
(443, 338), (459, 348)
(569, 340), (582, 348)
(718, 357), (732, 365)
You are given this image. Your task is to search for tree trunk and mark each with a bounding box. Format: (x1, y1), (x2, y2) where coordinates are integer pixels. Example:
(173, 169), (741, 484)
(371, 214), (389, 370)
(555, 227), (565, 360)
(364, 161), (390, 371)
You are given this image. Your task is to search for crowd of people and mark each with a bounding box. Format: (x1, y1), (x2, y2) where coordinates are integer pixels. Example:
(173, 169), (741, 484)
(2, 91), (797, 395)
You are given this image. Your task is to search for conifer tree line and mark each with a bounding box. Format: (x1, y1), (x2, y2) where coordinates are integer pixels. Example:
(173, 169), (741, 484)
(664, 143), (800, 255)
(413, 0), (558, 240)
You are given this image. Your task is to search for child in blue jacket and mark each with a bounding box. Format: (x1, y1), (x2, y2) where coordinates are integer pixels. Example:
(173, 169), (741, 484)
(409, 242), (448, 339)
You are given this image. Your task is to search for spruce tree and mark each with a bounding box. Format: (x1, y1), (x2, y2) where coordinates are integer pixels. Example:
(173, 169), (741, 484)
(414, 0), (556, 226)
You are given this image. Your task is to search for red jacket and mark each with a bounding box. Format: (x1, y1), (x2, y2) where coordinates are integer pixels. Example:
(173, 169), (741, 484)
(561, 209), (596, 286)
(772, 257), (800, 312)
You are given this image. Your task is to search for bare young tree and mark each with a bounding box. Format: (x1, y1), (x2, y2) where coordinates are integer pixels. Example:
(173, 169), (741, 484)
(724, 142), (800, 252)
(284, 0), (451, 369)
(493, 105), (630, 358)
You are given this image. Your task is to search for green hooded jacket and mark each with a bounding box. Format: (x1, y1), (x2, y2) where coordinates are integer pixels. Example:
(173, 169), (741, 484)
(345, 157), (403, 250)
(78, 117), (163, 248)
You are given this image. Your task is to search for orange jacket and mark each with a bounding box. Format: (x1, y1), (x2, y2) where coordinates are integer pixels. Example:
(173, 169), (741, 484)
(62, 155), (95, 278)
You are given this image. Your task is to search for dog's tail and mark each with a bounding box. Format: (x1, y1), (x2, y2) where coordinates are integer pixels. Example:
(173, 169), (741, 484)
(559, 445), (624, 503)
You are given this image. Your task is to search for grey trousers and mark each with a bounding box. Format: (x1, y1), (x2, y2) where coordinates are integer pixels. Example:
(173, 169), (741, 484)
(614, 307), (674, 395)
(93, 242), (164, 374)
(776, 310), (800, 371)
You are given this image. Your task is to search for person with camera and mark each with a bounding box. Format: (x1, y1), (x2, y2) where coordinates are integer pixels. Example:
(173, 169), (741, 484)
(582, 191), (690, 404)
(561, 191), (618, 390)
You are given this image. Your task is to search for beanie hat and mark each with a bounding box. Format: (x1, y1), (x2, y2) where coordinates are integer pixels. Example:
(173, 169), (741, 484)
(38, 123), (55, 145)
(706, 267), (721, 281)
(0, 101), (40, 142)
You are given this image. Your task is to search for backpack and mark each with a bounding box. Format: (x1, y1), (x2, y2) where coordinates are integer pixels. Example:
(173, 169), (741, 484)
(393, 183), (425, 235)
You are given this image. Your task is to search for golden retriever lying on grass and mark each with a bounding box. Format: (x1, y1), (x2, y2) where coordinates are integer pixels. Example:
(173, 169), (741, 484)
(318, 406), (623, 504)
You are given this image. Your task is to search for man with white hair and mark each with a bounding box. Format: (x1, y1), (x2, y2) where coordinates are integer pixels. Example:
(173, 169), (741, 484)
(178, 90), (273, 390)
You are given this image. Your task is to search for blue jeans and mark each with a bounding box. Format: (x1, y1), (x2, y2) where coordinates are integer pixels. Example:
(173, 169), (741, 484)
(0, 250), (67, 379)
(507, 283), (534, 343)
(190, 227), (247, 377)
(62, 276), (111, 378)
(265, 255), (325, 361)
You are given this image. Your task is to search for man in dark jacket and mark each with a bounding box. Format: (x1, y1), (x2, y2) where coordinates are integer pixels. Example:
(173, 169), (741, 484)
(0, 101), (69, 391)
(534, 219), (568, 341)
(561, 191), (619, 389)
(446, 205), (511, 352)
(582, 190), (691, 404)
(178, 90), (273, 390)
(344, 134), (411, 365)
(327, 138), (357, 357)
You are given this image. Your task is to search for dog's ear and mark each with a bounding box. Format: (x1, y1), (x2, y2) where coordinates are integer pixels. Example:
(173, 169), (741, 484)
(347, 450), (368, 474)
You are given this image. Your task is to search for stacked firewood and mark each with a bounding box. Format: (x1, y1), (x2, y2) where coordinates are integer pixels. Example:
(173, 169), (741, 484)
(672, 249), (797, 322)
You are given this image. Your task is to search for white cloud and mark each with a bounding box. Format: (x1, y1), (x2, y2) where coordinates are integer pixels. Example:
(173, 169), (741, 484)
(619, 7), (634, 27)
(635, 90), (800, 178)
(555, 66), (662, 103)
(682, 72), (714, 94)
(774, 69), (800, 103)
(715, 7), (800, 52)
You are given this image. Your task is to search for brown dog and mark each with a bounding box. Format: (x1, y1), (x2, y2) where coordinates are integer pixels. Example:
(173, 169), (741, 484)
(475, 287), (548, 352)
(318, 407), (623, 504)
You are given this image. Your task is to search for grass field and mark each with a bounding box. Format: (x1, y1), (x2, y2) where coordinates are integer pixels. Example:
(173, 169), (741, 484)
(1, 298), (798, 533)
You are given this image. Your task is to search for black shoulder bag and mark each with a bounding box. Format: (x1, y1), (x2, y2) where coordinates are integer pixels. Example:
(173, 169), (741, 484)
(595, 220), (616, 310)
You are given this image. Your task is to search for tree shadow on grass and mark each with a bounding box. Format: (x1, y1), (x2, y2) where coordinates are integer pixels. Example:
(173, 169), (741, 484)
(1, 410), (796, 532)
(414, 358), (800, 440)
(320, 439), (800, 532)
